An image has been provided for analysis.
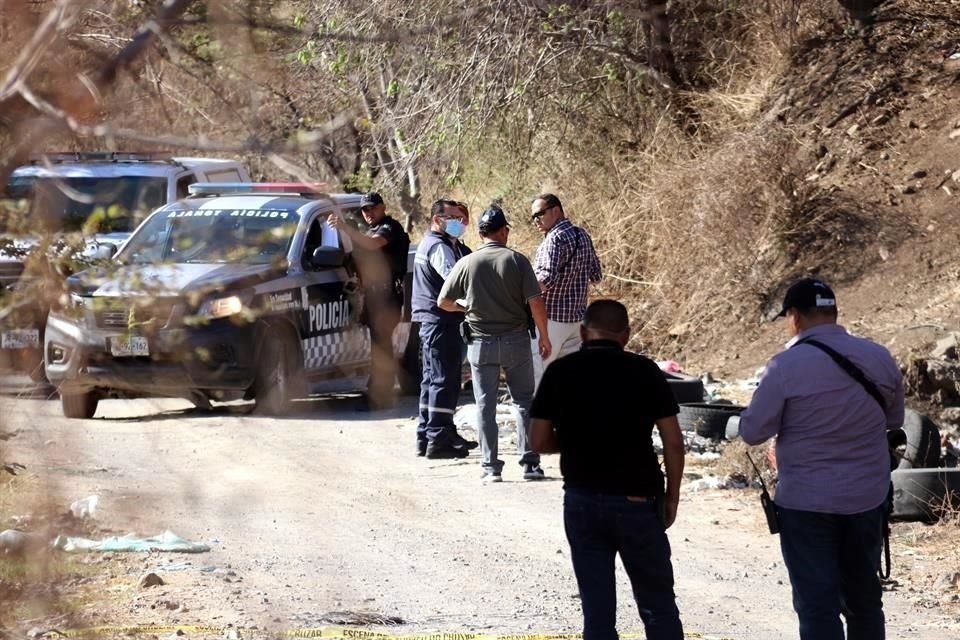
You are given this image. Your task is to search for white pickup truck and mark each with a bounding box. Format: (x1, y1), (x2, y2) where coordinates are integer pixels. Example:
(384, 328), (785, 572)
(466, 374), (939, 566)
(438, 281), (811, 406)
(0, 152), (251, 380)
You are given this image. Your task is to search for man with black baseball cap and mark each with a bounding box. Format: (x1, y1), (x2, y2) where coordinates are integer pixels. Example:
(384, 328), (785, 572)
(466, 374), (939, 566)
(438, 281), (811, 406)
(330, 192), (410, 410)
(774, 277), (838, 318)
(437, 205), (551, 482)
(740, 277), (904, 640)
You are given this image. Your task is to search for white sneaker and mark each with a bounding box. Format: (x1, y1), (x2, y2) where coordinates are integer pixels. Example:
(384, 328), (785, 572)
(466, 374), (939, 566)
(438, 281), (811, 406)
(481, 471), (503, 483)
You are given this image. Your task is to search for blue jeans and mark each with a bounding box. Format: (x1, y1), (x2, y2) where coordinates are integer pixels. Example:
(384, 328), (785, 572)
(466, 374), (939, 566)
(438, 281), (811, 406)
(563, 488), (683, 640)
(466, 330), (538, 472)
(416, 322), (464, 450)
(778, 504), (886, 640)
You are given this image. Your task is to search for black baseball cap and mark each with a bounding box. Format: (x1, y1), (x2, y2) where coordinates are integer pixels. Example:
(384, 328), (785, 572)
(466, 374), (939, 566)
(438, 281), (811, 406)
(478, 205), (510, 233)
(776, 278), (837, 318)
(360, 192), (384, 208)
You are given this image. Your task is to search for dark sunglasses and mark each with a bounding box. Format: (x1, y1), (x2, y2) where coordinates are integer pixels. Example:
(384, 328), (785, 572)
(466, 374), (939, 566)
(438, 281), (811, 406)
(531, 206), (551, 221)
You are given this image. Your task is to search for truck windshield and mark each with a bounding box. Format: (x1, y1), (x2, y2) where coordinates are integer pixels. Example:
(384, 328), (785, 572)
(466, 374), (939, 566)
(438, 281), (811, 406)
(2, 175), (167, 234)
(118, 207), (300, 265)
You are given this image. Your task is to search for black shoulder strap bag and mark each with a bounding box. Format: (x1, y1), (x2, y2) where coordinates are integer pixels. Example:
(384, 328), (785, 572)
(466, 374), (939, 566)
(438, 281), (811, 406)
(796, 337), (894, 580)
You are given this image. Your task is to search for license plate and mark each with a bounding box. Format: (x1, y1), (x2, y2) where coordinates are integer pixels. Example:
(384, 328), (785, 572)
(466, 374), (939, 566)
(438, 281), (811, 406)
(2, 329), (39, 349)
(108, 336), (149, 357)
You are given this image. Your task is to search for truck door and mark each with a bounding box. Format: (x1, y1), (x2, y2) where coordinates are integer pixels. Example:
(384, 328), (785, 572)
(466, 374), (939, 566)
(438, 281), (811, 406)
(297, 210), (367, 375)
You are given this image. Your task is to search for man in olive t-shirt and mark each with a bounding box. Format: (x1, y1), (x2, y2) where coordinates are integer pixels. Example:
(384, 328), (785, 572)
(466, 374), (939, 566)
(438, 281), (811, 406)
(438, 205), (551, 482)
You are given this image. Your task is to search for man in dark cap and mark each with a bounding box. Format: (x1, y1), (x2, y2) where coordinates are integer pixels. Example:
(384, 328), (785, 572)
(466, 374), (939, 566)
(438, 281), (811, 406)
(330, 192), (410, 410)
(437, 205), (551, 482)
(740, 277), (904, 640)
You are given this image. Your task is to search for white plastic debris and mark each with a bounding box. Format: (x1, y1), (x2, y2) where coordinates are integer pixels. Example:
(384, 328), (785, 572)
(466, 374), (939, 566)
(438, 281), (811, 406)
(70, 495), (99, 520)
(453, 403), (522, 431)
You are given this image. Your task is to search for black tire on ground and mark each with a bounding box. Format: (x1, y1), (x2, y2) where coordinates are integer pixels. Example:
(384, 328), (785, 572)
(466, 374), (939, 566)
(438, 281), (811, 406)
(664, 372), (705, 404)
(397, 322), (421, 396)
(253, 332), (302, 416)
(891, 468), (960, 523)
(897, 409), (941, 470)
(678, 402), (746, 440)
(61, 391), (98, 419)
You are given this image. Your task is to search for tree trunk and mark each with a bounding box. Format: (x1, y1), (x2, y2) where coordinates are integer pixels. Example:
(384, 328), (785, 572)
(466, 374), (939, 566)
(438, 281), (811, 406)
(644, 0), (681, 87)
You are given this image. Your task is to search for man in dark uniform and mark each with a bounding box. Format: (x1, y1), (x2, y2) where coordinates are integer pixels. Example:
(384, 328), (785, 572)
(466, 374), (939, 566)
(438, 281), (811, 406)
(530, 300), (686, 640)
(329, 192), (410, 410)
(411, 199), (478, 458)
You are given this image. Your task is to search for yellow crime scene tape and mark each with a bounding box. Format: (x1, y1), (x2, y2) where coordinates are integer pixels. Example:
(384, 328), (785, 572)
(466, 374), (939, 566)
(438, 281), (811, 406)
(41, 624), (736, 640)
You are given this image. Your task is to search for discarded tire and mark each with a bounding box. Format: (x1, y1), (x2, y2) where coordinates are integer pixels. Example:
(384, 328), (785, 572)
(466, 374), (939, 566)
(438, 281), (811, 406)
(891, 468), (960, 523)
(678, 403), (745, 440)
(664, 372), (705, 404)
(897, 409), (941, 470)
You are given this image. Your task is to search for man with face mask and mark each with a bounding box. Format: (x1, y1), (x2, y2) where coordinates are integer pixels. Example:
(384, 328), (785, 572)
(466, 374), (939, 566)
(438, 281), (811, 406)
(410, 199), (479, 458)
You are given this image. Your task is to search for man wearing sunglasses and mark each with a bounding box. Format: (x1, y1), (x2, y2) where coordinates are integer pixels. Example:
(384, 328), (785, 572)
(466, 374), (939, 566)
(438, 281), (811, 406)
(530, 193), (602, 388)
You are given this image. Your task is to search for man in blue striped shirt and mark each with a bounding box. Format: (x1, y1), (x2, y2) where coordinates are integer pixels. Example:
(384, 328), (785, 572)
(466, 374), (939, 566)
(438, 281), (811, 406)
(530, 193), (602, 388)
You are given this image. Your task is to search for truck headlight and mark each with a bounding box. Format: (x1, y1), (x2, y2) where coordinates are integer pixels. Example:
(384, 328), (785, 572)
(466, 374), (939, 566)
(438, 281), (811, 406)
(198, 295), (244, 319)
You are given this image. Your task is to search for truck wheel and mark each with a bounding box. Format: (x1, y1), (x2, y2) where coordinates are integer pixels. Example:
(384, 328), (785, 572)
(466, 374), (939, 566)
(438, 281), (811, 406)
(62, 391), (98, 419)
(254, 333), (300, 415)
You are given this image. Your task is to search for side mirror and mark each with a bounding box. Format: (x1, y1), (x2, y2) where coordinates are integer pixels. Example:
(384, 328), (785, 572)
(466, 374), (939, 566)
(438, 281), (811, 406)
(310, 246), (345, 269)
(92, 242), (118, 260)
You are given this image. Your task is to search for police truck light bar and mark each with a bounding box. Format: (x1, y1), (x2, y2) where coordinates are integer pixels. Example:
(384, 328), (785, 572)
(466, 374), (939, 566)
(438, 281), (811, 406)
(188, 183), (329, 198)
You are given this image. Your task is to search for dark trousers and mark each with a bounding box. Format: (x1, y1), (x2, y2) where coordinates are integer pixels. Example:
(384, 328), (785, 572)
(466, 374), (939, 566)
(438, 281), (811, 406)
(416, 322), (463, 449)
(367, 301), (401, 406)
(778, 504), (886, 640)
(563, 488), (683, 640)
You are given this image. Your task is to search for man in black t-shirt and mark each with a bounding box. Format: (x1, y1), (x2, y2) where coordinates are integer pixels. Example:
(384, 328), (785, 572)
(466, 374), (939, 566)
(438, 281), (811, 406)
(530, 299), (685, 640)
(330, 192), (410, 410)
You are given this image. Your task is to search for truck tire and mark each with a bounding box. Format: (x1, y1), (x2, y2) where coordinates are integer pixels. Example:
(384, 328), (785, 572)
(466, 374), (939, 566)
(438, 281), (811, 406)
(891, 468), (960, 523)
(62, 391), (98, 419)
(253, 333), (301, 415)
(897, 409), (941, 470)
(664, 372), (705, 404)
(678, 402), (745, 440)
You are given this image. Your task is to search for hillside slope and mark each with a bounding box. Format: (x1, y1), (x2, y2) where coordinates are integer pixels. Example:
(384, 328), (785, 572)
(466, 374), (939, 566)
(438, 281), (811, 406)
(679, 0), (960, 384)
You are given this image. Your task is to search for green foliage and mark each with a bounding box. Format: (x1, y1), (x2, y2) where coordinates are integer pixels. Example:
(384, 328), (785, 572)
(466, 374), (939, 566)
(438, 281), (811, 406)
(295, 40), (317, 66)
(328, 47), (349, 76)
(189, 32), (222, 63)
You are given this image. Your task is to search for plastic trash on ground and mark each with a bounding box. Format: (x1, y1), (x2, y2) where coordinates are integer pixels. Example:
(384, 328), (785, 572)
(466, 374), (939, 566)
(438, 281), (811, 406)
(69, 495), (99, 520)
(54, 530), (211, 553)
(657, 360), (683, 373)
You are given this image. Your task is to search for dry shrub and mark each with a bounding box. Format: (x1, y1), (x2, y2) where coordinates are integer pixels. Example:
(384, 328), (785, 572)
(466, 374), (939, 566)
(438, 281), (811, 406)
(612, 127), (885, 355)
(716, 438), (778, 489)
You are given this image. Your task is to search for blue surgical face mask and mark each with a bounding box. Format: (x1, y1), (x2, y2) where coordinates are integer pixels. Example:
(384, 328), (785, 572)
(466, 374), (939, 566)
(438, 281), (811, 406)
(444, 219), (467, 239)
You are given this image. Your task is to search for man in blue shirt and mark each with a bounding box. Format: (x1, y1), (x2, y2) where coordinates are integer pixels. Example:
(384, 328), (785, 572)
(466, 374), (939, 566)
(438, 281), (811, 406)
(411, 199), (478, 459)
(740, 278), (904, 640)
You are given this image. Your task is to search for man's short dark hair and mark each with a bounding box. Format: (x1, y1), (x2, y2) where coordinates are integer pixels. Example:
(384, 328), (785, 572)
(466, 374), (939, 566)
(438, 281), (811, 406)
(583, 300), (629, 335)
(431, 199), (459, 218)
(795, 306), (839, 321)
(534, 193), (563, 213)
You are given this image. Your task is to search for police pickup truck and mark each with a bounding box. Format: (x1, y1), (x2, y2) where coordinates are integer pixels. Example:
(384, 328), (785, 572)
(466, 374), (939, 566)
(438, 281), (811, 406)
(0, 152), (250, 380)
(44, 183), (415, 418)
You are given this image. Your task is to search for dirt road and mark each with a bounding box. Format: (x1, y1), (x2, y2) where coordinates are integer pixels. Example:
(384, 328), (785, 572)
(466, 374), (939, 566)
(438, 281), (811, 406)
(5, 392), (957, 639)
